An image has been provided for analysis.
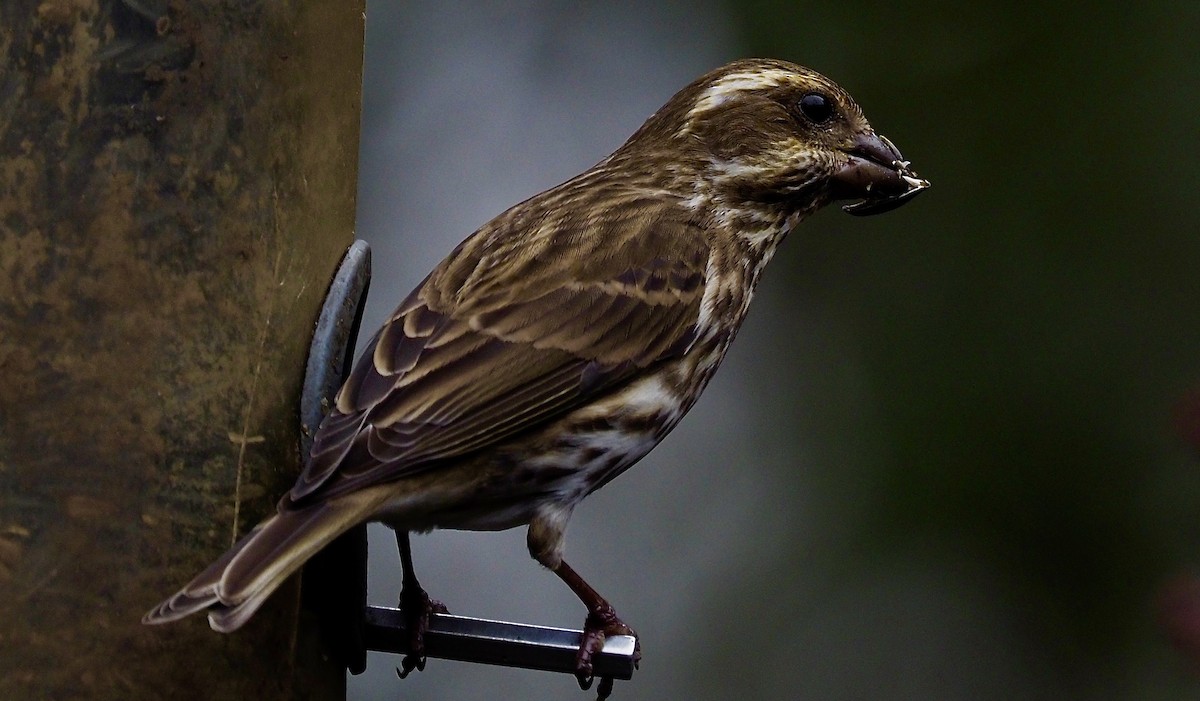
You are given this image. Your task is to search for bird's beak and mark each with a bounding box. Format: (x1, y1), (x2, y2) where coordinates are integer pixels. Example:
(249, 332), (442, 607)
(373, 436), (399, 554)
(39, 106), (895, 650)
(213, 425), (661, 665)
(833, 132), (929, 216)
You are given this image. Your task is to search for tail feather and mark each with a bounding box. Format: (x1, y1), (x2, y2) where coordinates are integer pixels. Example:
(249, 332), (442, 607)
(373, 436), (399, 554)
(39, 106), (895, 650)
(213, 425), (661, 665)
(143, 490), (385, 632)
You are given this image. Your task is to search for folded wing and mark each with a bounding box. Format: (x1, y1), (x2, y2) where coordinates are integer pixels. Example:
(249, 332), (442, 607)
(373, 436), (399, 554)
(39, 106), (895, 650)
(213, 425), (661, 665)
(292, 198), (710, 505)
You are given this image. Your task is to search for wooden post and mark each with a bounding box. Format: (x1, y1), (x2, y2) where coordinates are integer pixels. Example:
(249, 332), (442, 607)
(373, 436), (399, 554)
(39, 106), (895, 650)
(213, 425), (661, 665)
(0, 1), (364, 698)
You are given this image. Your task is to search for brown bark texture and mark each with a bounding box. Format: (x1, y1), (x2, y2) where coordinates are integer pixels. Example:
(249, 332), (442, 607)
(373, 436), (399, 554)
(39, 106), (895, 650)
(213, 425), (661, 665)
(0, 0), (365, 698)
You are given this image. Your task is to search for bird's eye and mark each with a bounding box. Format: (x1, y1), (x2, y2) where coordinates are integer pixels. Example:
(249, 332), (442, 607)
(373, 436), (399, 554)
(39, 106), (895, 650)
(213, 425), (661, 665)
(798, 92), (834, 124)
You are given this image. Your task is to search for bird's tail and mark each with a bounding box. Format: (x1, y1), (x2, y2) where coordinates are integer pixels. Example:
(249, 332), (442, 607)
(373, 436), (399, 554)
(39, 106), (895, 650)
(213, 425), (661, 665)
(143, 489), (385, 632)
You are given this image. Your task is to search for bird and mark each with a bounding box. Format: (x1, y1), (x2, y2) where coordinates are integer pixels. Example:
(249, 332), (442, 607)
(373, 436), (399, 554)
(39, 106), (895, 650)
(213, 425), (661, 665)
(144, 57), (928, 693)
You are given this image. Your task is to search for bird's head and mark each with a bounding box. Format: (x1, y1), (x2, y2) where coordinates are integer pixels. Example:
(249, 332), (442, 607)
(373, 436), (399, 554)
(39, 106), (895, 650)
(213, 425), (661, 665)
(620, 58), (928, 225)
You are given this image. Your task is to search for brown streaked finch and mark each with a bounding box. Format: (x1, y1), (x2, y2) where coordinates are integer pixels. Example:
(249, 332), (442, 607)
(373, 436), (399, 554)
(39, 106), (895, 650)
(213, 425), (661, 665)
(144, 58), (929, 693)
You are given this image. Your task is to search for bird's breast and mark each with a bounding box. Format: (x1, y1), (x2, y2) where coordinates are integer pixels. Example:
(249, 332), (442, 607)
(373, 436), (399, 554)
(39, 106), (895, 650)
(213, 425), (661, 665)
(408, 334), (734, 534)
(532, 330), (735, 496)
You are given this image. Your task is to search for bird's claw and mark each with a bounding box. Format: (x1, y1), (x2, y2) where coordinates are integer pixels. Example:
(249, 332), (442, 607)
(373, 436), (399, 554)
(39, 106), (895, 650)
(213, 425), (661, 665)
(573, 606), (639, 698)
(395, 585), (449, 679)
(395, 653), (425, 679)
(576, 673), (616, 701)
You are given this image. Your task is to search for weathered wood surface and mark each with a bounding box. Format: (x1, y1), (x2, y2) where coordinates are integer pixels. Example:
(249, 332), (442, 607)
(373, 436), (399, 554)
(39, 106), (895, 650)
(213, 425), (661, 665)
(0, 1), (365, 697)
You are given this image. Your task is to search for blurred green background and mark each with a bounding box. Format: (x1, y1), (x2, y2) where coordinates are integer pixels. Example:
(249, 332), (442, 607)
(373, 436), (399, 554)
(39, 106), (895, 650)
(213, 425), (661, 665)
(350, 3), (1200, 699)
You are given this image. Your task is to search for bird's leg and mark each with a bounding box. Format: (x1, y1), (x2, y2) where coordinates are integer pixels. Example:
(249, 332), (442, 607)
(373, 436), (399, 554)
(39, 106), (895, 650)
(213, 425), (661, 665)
(552, 558), (641, 695)
(528, 508), (639, 696)
(395, 530), (448, 678)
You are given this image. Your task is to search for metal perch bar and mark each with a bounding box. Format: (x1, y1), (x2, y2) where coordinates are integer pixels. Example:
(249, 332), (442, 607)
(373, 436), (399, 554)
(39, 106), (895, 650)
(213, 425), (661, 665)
(363, 606), (639, 680)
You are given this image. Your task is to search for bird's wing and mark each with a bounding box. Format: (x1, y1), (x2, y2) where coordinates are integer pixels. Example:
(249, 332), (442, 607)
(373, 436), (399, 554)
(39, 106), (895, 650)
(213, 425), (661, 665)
(291, 196), (709, 504)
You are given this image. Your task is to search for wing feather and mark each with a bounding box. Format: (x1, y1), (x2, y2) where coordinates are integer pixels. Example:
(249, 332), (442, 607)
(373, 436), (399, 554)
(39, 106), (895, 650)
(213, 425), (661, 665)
(291, 195), (709, 504)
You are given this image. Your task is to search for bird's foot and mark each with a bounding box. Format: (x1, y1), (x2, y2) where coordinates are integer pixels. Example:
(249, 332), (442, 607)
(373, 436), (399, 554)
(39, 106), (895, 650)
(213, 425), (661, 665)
(395, 585), (449, 679)
(575, 605), (640, 699)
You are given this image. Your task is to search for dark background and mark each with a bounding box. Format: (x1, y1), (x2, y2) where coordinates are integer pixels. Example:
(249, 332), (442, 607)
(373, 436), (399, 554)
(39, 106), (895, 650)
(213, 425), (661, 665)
(349, 3), (1200, 699)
